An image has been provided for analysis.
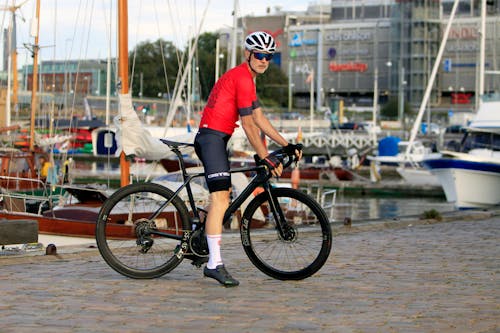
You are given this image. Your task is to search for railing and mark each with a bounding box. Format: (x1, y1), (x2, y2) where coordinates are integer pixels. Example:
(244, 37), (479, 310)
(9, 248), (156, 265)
(0, 177), (65, 215)
(304, 184), (337, 222)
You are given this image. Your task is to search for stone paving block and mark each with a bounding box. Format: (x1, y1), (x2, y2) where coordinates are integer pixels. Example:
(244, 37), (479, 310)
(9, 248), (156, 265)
(0, 217), (498, 332)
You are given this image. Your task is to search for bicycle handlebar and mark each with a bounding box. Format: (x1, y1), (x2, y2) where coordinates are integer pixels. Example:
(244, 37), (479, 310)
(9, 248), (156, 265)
(254, 143), (303, 173)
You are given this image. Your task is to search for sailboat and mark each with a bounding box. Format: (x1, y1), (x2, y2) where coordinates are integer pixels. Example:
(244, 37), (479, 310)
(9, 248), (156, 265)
(0, 0), (176, 240)
(369, 0), (468, 186)
(423, 0), (500, 209)
(423, 99), (500, 208)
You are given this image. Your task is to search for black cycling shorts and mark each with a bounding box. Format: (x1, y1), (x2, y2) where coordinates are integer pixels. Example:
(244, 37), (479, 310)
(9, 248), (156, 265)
(194, 128), (231, 193)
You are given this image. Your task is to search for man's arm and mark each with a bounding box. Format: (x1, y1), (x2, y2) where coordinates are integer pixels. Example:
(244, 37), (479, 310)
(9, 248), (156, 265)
(250, 108), (288, 148)
(240, 111), (271, 159)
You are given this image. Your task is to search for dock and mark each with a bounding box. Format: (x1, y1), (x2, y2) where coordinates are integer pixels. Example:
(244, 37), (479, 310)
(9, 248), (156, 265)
(1, 209), (498, 332)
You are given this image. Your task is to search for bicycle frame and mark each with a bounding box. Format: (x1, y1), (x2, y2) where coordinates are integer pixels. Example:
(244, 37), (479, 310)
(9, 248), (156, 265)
(145, 142), (288, 240)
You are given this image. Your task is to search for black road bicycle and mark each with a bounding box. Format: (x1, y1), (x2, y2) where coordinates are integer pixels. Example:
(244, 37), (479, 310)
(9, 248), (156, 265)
(95, 140), (332, 280)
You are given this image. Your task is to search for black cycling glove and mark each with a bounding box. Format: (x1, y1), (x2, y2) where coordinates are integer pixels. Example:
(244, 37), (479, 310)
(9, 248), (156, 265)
(260, 154), (281, 171)
(283, 143), (301, 156)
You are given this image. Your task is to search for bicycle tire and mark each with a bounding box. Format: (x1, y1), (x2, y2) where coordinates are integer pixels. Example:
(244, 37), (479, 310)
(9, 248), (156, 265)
(240, 187), (332, 280)
(96, 182), (191, 279)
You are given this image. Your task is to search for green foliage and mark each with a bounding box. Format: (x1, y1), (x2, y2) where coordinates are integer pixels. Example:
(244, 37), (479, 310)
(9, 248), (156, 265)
(129, 39), (180, 98)
(380, 97), (398, 119)
(420, 209), (442, 221)
(192, 32), (220, 101)
(256, 63), (289, 108)
(129, 34), (289, 106)
(380, 97), (412, 120)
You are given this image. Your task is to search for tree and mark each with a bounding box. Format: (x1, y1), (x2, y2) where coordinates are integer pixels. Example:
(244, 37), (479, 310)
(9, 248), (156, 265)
(192, 32), (220, 101)
(129, 39), (180, 98)
(129, 34), (289, 107)
(256, 63), (288, 108)
(380, 97), (412, 120)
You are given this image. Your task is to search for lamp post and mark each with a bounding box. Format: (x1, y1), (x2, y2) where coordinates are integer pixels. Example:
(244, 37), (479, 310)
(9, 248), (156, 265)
(373, 61), (393, 127)
(372, 67), (378, 130)
(398, 65), (406, 134)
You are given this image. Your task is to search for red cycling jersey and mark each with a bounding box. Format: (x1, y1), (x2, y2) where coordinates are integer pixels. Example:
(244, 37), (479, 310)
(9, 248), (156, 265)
(199, 63), (260, 135)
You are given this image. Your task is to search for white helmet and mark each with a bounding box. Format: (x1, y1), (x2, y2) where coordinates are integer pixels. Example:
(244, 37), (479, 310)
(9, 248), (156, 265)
(244, 31), (276, 53)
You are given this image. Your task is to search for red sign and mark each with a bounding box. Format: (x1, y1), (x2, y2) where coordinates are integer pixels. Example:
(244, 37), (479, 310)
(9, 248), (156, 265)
(451, 92), (472, 104)
(448, 27), (478, 40)
(329, 61), (368, 72)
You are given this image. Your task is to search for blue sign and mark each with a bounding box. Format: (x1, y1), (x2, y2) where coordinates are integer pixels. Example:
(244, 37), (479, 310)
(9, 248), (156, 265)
(443, 58), (452, 72)
(289, 32), (317, 47)
(328, 48), (336, 59)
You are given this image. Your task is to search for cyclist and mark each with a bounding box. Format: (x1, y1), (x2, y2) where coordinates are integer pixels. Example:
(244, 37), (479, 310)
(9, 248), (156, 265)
(194, 31), (302, 287)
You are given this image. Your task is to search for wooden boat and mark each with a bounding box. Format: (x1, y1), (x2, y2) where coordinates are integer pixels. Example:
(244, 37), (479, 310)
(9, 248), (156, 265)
(0, 182), (185, 239)
(0, 0), (198, 242)
(230, 155), (354, 181)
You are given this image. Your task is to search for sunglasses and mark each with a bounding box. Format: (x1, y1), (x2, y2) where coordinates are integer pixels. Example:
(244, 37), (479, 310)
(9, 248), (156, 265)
(253, 52), (273, 61)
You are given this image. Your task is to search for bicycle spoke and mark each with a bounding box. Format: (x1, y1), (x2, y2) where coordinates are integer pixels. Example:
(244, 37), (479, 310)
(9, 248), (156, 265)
(96, 183), (191, 279)
(241, 187), (332, 280)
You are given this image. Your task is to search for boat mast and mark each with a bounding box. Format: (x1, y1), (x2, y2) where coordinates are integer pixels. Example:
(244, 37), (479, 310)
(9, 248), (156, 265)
(405, 0), (459, 156)
(118, 0), (130, 186)
(28, 0), (40, 152)
(478, 0), (486, 108)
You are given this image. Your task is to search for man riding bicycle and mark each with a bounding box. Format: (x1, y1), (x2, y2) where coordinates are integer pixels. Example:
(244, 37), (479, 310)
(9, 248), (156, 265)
(194, 31), (302, 286)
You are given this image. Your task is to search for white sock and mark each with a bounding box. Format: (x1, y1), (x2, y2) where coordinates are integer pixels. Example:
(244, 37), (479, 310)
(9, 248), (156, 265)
(206, 234), (223, 269)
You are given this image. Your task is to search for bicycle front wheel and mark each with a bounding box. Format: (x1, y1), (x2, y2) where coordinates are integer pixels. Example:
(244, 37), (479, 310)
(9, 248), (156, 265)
(241, 187), (332, 280)
(96, 182), (191, 279)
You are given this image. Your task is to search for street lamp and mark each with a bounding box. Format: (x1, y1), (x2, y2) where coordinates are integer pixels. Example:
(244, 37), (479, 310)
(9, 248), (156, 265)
(398, 66), (407, 133)
(373, 61), (393, 130)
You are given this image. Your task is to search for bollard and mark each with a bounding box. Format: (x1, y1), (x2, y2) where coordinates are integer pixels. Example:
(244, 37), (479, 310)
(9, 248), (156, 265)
(0, 219), (38, 245)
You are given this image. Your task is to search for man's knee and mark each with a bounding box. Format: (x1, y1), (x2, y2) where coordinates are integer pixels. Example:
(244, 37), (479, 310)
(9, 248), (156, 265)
(210, 191), (230, 211)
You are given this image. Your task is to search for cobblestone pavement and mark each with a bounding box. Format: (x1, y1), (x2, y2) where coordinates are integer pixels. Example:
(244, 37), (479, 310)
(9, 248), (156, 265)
(0, 215), (499, 333)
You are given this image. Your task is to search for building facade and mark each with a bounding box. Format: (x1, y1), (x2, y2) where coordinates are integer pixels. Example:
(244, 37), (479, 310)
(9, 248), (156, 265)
(244, 0), (500, 123)
(19, 59), (115, 108)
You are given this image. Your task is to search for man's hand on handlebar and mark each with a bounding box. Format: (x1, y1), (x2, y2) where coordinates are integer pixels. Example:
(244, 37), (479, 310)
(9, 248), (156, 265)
(283, 143), (303, 163)
(260, 154), (283, 177)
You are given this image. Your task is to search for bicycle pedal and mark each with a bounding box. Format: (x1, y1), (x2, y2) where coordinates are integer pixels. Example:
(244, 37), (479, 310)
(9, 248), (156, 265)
(184, 254), (208, 268)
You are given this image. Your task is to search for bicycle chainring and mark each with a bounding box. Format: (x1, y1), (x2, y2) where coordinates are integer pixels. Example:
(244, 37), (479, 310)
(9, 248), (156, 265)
(189, 228), (209, 257)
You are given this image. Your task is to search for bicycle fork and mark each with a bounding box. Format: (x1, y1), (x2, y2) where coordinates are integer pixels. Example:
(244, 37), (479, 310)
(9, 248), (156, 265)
(262, 182), (297, 242)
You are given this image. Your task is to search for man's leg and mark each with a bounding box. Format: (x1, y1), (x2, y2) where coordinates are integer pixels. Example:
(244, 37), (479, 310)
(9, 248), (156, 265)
(205, 190), (229, 269)
(203, 190), (239, 286)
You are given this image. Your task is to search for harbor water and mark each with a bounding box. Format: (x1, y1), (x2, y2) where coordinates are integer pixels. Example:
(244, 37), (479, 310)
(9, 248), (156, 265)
(330, 195), (455, 222)
(67, 158), (457, 223)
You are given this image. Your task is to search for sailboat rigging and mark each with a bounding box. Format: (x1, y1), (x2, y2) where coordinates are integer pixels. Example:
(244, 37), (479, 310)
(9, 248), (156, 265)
(0, 0), (208, 241)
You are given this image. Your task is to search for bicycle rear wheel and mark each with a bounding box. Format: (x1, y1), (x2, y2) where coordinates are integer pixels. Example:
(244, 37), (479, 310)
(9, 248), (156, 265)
(241, 187), (332, 280)
(95, 182), (191, 279)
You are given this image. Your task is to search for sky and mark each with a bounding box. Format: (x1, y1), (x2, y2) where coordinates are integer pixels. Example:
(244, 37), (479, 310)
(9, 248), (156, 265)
(1, 0), (318, 68)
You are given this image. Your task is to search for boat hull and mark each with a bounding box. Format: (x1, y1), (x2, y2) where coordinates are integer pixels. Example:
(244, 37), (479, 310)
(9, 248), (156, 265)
(0, 209), (183, 239)
(424, 158), (500, 208)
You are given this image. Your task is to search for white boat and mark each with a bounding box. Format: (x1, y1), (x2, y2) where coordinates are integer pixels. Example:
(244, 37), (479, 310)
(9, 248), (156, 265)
(368, 140), (442, 185)
(423, 99), (500, 208)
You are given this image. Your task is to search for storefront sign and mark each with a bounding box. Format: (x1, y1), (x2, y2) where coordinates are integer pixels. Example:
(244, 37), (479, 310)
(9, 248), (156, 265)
(329, 61), (368, 72)
(448, 27), (478, 40)
(336, 48), (369, 56)
(295, 63), (312, 74)
(290, 32), (317, 47)
(325, 31), (372, 42)
(451, 92), (472, 104)
(445, 42), (478, 52)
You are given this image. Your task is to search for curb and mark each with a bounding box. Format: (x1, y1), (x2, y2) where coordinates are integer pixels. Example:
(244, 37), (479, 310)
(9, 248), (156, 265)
(334, 208), (500, 235)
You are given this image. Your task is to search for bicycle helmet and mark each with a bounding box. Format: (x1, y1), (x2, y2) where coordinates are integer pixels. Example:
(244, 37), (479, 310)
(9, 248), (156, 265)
(244, 31), (276, 53)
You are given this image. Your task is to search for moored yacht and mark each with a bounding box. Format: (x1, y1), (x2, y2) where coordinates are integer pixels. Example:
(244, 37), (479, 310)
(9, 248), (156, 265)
(423, 98), (500, 208)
